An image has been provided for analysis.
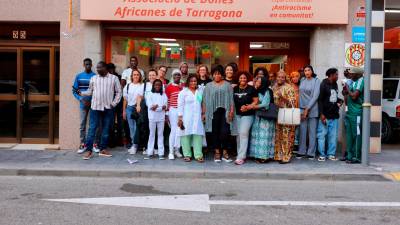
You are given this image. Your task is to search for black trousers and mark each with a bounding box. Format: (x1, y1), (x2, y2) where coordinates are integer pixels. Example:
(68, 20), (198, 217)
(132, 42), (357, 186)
(211, 108), (231, 150)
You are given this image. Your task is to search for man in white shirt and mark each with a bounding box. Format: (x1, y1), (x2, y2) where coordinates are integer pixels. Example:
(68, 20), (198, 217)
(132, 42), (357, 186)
(79, 61), (122, 160)
(121, 56), (145, 87)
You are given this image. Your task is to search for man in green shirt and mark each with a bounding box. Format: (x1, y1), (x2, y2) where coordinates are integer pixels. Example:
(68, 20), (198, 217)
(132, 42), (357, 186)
(343, 67), (364, 164)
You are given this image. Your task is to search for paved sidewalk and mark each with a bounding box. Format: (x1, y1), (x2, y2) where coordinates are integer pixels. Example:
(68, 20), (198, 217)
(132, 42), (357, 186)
(0, 147), (398, 181)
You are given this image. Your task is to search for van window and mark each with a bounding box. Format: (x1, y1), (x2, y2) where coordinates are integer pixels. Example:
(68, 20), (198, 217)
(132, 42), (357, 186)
(383, 80), (399, 99)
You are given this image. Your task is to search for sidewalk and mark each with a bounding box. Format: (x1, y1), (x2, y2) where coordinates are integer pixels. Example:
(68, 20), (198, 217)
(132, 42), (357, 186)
(0, 147), (398, 181)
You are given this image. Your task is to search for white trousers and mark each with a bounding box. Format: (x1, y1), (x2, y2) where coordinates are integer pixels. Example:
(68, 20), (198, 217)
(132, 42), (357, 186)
(147, 121), (165, 156)
(168, 108), (181, 151)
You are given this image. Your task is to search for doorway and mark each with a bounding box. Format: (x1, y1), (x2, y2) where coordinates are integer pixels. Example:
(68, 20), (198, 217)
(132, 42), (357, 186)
(0, 47), (59, 144)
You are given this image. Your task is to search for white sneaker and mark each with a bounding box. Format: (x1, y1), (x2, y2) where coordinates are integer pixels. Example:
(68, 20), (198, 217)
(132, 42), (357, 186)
(76, 144), (87, 154)
(128, 146), (137, 155)
(318, 156), (326, 162)
(168, 153), (175, 160)
(222, 157), (233, 163)
(174, 149), (183, 158)
(93, 144), (100, 153)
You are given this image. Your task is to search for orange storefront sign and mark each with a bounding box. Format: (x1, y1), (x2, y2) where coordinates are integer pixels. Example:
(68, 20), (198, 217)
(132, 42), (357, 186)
(80, 0), (348, 24)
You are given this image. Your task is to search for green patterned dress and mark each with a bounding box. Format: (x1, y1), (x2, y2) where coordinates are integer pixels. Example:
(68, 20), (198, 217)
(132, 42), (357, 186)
(249, 91), (275, 160)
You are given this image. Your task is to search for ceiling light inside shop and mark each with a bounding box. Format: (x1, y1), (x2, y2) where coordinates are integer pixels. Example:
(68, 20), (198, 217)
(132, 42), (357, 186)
(159, 43), (180, 46)
(385, 9), (400, 13)
(166, 48), (183, 51)
(250, 44), (263, 48)
(153, 38), (177, 41)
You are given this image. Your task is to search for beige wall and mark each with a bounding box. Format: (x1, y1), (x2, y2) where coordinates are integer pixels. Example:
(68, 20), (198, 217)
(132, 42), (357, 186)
(0, 0), (103, 149)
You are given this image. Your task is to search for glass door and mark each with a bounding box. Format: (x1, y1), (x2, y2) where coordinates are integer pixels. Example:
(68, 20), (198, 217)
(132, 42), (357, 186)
(0, 47), (58, 144)
(0, 48), (18, 142)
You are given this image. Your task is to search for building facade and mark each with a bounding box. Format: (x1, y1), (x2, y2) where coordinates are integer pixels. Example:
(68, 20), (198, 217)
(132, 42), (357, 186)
(0, 0), (385, 152)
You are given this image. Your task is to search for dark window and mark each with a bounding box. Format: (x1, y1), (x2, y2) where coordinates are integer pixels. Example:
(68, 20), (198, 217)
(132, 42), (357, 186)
(383, 80), (399, 99)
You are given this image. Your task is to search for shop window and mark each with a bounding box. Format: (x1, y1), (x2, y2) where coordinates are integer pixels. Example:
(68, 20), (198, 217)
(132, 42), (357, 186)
(110, 36), (238, 79)
(250, 42), (290, 50)
(249, 55), (288, 74)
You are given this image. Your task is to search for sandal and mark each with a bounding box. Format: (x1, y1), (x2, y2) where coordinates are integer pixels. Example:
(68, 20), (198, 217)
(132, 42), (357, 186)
(183, 157), (192, 162)
(234, 159), (245, 165)
(255, 159), (267, 164)
(196, 157), (205, 163)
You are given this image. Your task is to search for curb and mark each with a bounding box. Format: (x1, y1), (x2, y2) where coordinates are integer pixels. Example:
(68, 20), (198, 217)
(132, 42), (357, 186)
(0, 168), (391, 181)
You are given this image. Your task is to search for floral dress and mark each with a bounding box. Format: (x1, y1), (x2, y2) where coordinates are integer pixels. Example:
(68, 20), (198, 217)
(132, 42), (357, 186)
(273, 83), (296, 163)
(249, 90), (275, 160)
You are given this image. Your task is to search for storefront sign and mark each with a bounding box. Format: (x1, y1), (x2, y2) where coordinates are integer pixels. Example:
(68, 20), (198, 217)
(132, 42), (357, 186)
(81, 0), (348, 24)
(345, 43), (365, 68)
(352, 27), (365, 43)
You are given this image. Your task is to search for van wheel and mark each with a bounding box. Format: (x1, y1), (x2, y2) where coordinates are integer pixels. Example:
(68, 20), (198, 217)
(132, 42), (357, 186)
(381, 116), (393, 143)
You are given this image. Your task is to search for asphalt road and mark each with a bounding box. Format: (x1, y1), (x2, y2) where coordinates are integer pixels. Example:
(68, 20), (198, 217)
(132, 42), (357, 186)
(1, 176), (400, 225)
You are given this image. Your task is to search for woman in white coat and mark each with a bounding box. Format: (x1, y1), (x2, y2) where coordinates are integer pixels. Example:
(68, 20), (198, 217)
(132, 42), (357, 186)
(178, 75), (206, 163)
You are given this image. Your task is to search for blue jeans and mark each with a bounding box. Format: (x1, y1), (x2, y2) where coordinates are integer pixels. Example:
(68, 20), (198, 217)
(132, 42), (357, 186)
(125, 105), (137, 147)
(317, 119), (339, 157)
(86, 108), (114, 151)
(79, 108), (90, 144)
(235, 115), (254, 160)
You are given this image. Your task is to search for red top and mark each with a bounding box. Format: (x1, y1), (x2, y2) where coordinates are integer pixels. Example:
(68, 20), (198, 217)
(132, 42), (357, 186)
(165, 83), (184, 109)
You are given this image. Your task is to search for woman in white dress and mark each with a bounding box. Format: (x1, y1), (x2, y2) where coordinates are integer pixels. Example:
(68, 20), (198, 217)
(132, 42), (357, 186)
(178, 75), (206, 163)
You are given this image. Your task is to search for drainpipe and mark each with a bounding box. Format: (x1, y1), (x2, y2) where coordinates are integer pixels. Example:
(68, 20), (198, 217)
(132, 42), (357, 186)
(361, 0), (372, 166)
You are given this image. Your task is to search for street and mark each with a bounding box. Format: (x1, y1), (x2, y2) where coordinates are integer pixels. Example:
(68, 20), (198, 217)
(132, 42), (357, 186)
(1, 176), (400, 225)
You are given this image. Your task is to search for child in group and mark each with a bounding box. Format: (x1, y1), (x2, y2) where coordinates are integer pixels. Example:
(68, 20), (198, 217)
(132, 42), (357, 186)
(145, 79), (168, 160)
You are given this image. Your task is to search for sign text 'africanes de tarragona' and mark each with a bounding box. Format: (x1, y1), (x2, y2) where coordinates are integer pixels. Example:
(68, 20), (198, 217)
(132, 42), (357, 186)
(81, 0), (349, 24)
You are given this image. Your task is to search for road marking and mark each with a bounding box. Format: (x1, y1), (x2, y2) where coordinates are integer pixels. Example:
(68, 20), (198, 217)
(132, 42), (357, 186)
(389, 172), (400, 181)
(44, 195), (400, 213)
(45, 195), (211, 212)
(209, 200), (400, 207)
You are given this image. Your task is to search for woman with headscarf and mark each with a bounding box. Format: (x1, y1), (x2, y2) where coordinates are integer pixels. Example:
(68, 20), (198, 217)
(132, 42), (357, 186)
(249, 76), (275, 163)
(273, 70), (297, 163)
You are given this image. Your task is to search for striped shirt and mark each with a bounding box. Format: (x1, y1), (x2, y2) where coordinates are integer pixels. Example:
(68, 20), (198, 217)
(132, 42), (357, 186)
(81, 73), (122, 111)
(165, 83), (184, 109)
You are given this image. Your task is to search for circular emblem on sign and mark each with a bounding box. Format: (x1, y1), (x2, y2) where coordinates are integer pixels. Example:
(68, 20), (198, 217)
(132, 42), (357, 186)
(345, 44), (365, 67)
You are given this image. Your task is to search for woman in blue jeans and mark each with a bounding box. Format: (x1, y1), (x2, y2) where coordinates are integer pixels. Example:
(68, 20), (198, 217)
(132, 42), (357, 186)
(122, 69), (144, 155)
(233, 71), (258, 165)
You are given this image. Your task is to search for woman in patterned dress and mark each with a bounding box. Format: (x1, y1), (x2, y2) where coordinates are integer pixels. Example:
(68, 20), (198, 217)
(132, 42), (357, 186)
(273, 70), (297, 164)
(289, 71), (301, 150)
(249, 76), (275, 163)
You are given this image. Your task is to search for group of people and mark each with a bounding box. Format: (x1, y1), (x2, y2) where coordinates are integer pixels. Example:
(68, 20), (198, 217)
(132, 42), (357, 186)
(73, 56), (364, 165)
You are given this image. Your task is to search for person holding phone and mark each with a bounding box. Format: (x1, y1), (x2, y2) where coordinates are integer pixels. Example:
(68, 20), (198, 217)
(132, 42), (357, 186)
(178, 75), (205, 162)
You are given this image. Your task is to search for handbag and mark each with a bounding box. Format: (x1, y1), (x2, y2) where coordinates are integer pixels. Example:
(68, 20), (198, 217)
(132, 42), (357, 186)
(277, 89), (300, 125)
(256, 103), (278, 120)
(130, 105), (140, 120)
(278, 108), (301, 125)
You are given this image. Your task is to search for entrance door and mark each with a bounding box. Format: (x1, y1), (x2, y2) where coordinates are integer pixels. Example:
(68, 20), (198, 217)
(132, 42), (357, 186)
(0, 47), (58, 144)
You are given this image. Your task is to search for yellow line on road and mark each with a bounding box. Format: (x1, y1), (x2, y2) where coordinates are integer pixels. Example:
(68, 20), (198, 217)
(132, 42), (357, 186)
(388, 172), (400, 181)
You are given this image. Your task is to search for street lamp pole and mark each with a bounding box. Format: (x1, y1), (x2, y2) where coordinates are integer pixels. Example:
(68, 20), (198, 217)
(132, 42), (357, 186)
(361, 0), (372, 166)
